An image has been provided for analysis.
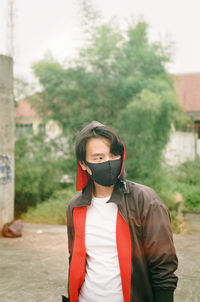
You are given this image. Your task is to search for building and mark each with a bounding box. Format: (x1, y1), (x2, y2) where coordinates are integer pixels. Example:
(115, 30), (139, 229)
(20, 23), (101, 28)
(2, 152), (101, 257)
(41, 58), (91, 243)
(14, 98), (62, 139)
(164, 73), (200, 165)
(174, 73), (200, 138)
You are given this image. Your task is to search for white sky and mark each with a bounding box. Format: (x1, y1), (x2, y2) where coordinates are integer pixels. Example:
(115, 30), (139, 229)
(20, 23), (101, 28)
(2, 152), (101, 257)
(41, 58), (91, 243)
(1, 0), (200, 80)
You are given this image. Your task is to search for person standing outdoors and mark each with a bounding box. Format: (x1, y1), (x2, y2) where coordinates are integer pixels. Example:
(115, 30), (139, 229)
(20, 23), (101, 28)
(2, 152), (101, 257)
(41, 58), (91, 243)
(63, 121), (178, 302)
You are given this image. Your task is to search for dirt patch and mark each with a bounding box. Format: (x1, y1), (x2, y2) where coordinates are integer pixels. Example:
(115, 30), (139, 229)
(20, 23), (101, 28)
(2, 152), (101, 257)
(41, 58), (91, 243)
(0, 214), (200, 302)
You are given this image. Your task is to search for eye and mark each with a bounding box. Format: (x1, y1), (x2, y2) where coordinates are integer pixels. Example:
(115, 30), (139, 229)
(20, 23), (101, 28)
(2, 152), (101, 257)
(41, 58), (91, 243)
(111, 154), (121, 160)
(94, 156), (103, 161)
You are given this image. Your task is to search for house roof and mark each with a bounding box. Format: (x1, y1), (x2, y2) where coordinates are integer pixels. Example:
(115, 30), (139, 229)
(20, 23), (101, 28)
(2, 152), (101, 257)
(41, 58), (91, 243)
(14, 98), (41, 118)
(174, 73), (200, 112)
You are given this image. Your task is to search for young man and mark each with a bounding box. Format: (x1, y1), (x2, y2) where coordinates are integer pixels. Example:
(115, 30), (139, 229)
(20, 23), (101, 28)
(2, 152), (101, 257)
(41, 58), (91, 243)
(63, 121), (178, 302)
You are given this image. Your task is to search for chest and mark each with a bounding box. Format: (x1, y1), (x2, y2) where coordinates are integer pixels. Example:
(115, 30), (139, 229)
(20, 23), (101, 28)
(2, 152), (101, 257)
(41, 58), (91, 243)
(85, 201), (118, 252)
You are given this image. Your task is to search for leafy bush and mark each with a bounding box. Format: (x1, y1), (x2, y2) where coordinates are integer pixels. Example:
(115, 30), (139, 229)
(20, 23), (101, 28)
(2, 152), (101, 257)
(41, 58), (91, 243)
(176, 157), (200, 186)
(15, 134), (73, 216)
(134, 159), (200, 214)
(21, 185), (75, 224)
(156, 159), (200, 213)
(170, 158), (200, 212)
(170, 182), (200, 213)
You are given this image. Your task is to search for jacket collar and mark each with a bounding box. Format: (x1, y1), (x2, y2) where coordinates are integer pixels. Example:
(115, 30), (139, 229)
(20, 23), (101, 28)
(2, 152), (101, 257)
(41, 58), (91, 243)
(71, 179), (128, 209)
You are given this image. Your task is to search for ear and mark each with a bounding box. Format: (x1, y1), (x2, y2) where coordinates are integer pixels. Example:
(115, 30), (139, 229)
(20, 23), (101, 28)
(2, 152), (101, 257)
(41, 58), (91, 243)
(79, 161), (87, 171)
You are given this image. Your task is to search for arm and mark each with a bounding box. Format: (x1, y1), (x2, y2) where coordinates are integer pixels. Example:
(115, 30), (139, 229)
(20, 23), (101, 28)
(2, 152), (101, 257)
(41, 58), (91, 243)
(142, 198), (178, 302)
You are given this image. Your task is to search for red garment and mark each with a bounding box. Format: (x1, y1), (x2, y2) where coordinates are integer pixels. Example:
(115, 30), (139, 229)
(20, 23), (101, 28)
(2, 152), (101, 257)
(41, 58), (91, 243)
(69, 207), (131, 302)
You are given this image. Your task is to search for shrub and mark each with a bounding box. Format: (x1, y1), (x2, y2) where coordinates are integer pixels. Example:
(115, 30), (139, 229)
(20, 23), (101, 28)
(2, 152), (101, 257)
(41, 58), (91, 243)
(172, 183), (200, 213)
(21, 185), (75, 224)
(15, 134), (72, 216)
(176, 157), (200, 186)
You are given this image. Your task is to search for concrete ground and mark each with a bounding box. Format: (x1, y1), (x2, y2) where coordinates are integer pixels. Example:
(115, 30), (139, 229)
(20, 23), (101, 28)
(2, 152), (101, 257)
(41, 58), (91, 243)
(0, 213), (199, 302)
(174, 213), (200, 302)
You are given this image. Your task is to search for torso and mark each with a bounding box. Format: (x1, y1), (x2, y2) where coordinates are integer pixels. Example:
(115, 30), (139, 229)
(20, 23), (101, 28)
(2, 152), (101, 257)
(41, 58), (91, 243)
(78, 195), (123, 302)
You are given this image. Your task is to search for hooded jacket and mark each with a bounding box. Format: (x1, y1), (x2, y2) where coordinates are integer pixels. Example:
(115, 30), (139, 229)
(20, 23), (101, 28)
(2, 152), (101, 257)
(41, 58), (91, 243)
(65, 121), (178, 302)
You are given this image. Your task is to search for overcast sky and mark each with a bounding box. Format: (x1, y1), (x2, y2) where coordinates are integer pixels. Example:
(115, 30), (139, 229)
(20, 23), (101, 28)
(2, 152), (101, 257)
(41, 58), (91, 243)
(1, 0), (200, 80)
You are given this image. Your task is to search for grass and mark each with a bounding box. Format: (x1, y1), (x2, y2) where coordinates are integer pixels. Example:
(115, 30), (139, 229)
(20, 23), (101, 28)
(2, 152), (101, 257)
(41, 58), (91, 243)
(21, 185), (76, 225)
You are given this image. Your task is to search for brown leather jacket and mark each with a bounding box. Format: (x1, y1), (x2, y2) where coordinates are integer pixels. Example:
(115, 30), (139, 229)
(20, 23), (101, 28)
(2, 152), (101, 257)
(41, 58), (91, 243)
(66, 179), (178, 302)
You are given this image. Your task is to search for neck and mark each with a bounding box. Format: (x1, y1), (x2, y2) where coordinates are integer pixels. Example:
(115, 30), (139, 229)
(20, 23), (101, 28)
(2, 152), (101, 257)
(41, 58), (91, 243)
(93, 182), (114, 198)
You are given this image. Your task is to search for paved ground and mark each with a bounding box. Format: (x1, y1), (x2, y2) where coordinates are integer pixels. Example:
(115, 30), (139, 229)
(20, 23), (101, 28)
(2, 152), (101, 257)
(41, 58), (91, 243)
(0, 213), (199, 302)
(174, 213), (200, 302)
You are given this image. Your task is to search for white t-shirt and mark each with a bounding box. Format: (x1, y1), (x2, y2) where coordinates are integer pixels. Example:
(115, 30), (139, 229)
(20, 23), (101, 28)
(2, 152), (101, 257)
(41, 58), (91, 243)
(78, 195), (123, 302)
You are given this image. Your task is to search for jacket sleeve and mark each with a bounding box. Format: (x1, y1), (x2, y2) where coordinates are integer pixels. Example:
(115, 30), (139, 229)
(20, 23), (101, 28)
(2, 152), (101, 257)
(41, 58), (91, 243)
(142, 196), (178, 302)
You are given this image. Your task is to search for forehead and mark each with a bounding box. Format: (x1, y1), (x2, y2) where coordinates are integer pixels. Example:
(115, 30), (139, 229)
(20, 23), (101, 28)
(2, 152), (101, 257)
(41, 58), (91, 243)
(86, 137), (111, 155)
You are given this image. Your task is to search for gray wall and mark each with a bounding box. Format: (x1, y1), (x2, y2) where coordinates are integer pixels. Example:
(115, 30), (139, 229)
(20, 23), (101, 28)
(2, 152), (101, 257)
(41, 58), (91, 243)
(0, 55), (14, 232)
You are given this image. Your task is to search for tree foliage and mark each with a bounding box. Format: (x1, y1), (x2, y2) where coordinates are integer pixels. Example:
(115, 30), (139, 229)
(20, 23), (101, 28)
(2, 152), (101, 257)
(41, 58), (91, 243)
(30, 11), (182, 180)
(15, 134), (72, 215)
(116, 89), (178, 179)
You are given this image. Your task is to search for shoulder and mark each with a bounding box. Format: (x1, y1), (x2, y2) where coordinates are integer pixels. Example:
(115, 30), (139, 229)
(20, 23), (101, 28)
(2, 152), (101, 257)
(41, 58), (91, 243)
(126, 180), (168, 214)
(69, 191), (82, 205)
(67, 192), (82, 216)
(126, 180), (158, 200)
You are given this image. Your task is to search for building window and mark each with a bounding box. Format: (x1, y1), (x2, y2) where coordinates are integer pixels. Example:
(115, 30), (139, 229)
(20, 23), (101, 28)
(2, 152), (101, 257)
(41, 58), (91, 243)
(194, 121), (200, 139)
(39, 123), (45, 134)
(16, 124), (33, 135)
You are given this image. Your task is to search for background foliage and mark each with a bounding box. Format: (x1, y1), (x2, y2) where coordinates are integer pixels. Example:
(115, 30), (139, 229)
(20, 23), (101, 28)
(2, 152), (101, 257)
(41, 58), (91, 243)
(30, 20), (182, 182)
(15, 134), (73, 216)
(16, 1), (198, 228)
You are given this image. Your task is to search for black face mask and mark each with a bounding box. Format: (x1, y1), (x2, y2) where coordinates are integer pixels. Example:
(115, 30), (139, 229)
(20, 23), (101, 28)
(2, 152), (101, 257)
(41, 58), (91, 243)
(85, 158), (122, 187)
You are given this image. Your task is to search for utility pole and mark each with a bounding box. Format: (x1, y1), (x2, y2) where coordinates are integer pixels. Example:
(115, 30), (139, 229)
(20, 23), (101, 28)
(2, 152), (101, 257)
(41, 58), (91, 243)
(0, 0), (15, 232)
(0, 55), (14, 233)
(7, 0), (15, 59)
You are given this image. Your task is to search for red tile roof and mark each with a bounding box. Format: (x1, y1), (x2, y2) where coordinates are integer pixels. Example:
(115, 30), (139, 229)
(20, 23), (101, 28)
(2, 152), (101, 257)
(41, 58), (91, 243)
(174, 73), (200, 112)
(14, 98), (41, 118)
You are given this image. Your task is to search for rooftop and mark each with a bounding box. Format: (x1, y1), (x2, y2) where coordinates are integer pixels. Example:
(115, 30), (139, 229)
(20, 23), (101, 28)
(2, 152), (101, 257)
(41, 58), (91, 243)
(14, 99), (39, 118)
(174, 73), (200, 112)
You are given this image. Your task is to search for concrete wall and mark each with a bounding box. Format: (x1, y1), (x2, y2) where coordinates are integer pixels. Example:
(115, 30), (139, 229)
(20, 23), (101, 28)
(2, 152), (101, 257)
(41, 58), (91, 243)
(164, 130), (200, 166)
(0, 55), (14, 232)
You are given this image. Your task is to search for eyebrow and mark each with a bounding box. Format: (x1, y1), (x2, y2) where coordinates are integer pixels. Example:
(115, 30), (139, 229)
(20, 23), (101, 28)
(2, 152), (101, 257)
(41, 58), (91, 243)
(91, 153), (104, 157)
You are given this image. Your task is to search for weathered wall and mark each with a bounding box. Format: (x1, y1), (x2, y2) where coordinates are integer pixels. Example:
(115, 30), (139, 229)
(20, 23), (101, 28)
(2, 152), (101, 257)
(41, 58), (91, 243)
(0, 55), (14, 232)
(164, 130), (200, 166)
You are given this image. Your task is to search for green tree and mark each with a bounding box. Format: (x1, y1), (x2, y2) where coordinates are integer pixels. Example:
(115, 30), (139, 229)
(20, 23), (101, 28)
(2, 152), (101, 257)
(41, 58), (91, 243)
(30, 15), (182, 180)
(116, 88), (179, 180)
(14, 77), (36, 102)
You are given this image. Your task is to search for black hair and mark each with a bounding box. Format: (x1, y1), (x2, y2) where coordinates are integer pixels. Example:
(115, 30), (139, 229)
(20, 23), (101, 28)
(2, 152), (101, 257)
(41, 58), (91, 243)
(75, 125), (124, 162)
